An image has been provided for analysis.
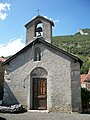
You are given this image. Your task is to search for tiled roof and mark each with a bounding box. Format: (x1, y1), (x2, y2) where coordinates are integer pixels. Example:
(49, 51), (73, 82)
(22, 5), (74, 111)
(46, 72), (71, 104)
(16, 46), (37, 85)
(84, 70), (90, 82)
(0, 58), (6, 62)
(80, 70), (90, 84)
(80, 74), (86, 84)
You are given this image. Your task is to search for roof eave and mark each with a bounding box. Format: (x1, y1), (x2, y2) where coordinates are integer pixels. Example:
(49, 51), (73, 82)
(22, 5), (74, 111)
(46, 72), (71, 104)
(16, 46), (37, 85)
(25, 15), (54, 28)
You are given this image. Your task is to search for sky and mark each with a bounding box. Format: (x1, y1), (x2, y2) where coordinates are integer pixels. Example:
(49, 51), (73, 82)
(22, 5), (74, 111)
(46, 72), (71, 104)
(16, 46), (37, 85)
(0, 0), (90, 57)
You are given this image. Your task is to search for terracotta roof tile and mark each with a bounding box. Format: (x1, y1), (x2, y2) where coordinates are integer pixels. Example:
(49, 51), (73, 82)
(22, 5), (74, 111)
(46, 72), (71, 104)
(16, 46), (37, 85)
(80, 74), (86, 84)
(0, 58), (6, 62)
(80, 70), (90, 83)
(84, 73), (90, 82)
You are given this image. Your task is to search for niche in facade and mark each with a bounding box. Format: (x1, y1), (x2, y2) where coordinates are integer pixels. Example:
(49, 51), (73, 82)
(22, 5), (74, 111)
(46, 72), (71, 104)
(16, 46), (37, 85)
(34, 47), (41, 61)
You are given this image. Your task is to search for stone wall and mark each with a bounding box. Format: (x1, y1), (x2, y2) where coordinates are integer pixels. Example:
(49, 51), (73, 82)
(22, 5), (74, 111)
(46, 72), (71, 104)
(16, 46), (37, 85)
(0, 62), (5, 100)
(42, 20), (52, 43)
(26, 23), (35, 45)
(3, 42), (81, 112)
(71, 61), (82, 112)
(26, 18), (52, 45)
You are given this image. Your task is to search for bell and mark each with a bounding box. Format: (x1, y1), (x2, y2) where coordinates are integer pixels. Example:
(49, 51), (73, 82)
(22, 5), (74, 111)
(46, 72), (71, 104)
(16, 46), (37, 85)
(36, 27), (42, 36)
(36, 27), (42, 32)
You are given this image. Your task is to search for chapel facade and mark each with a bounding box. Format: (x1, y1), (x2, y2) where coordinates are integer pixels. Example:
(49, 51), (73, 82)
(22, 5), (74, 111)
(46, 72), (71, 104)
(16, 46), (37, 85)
(2, 15), (82, 112)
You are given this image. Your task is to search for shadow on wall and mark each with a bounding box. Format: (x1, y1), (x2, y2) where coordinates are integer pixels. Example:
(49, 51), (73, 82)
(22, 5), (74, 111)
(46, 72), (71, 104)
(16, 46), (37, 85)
(0, 62), (5, 100)
(0, 117), (6, 120)
(0, 85), (4, 100)
(3, 82), (19, 106)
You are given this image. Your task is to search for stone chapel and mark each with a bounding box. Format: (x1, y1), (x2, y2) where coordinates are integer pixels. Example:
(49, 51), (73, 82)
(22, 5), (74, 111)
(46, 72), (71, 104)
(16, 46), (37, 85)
(2, 15), (82, 112)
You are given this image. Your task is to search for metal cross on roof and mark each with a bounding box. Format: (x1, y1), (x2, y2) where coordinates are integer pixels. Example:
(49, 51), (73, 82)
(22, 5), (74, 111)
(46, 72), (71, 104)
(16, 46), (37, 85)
(37, 9), (41, 16)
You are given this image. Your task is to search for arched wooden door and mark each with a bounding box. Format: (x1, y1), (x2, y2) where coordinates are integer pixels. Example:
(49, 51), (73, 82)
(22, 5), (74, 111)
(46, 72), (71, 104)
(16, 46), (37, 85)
(31, 67), (48, 110)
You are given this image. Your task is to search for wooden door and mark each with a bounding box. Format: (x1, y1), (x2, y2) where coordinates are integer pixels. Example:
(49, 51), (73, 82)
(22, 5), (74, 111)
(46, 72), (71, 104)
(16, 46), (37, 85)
(33, 78), (47, 110)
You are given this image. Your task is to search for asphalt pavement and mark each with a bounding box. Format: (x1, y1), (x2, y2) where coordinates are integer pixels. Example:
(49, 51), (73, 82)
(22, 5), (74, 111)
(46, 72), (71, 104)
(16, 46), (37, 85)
(0, 112), (90, 120)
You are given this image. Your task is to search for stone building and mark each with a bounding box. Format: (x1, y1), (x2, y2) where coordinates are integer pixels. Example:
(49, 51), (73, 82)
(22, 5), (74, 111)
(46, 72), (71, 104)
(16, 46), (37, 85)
(0, 58), (6, 103)
(80, 70), (90, 90)
(2, 15), (82, 112)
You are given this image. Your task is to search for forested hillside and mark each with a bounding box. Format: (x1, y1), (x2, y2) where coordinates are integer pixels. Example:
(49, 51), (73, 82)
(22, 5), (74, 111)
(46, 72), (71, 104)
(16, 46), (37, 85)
(52, 28), (90, 74)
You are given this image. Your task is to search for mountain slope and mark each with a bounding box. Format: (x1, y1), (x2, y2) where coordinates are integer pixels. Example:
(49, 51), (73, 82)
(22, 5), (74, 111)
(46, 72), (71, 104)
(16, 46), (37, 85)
(52, 28), (90, 74)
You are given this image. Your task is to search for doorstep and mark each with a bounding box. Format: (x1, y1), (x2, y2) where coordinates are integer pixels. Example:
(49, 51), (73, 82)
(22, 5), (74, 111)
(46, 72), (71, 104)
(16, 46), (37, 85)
(28, 110), (49, 113)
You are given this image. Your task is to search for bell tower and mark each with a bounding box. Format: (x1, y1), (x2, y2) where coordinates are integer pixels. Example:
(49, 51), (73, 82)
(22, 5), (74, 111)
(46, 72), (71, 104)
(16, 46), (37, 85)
(25, 15), (54, 45)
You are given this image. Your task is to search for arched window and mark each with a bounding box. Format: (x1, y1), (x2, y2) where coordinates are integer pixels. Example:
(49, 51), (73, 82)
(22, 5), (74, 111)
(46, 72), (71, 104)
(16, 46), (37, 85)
(34, 47), (41, 61)
(35, 21), (43, 37)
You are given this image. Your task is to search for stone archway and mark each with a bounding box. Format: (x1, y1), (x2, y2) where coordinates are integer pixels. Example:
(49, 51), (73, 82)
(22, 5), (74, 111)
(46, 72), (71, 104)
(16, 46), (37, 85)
(31, 67), (48, 110)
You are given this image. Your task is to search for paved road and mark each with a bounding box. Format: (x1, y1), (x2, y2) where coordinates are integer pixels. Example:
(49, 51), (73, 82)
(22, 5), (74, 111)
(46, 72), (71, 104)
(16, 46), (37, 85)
(0, 112), (90, 120)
